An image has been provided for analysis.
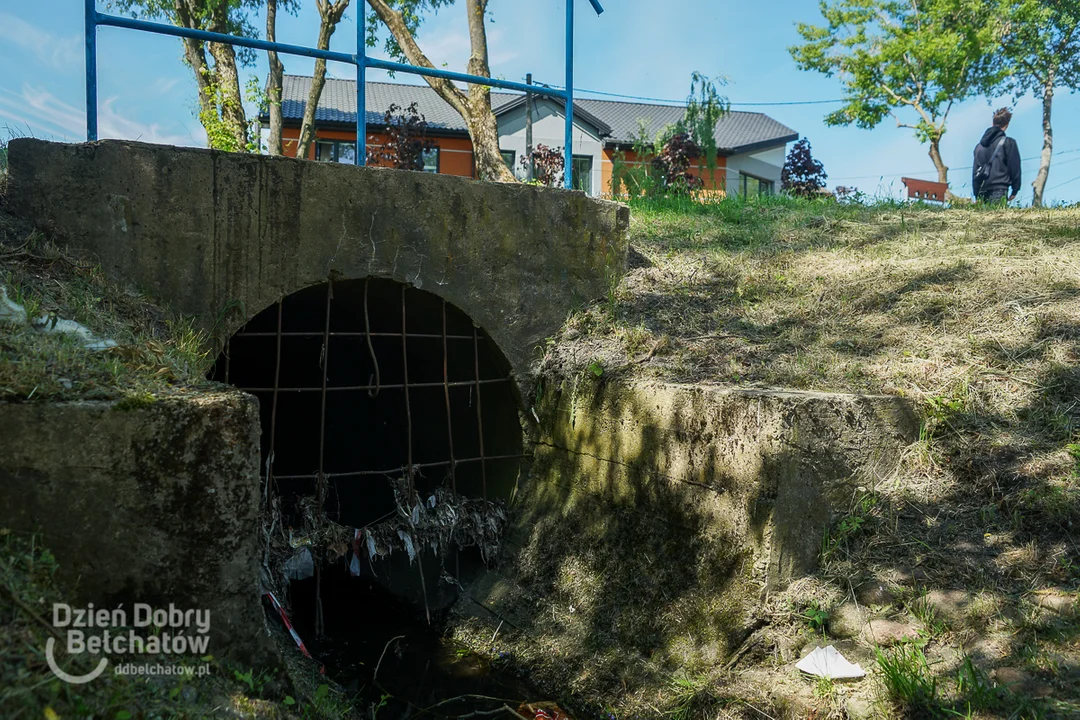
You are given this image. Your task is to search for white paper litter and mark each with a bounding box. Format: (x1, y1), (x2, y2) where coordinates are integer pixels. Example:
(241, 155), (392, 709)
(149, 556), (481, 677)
(282, 547), (314, 581)
(34, 316), (118, 350)
(365, 529), (378, 562)
(397, 529), (417, 563)
(0, 287), (28, 325)
(1, 285), (116, 349)
(795, 645), (866, 679)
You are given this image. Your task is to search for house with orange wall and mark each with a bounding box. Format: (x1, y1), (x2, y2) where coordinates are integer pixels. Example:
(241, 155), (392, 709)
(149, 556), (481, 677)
(272, 76), (798, 198)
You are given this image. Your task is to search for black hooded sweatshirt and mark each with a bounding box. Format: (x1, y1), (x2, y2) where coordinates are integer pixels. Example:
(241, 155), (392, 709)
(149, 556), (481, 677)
(972, 126), (1021, 198)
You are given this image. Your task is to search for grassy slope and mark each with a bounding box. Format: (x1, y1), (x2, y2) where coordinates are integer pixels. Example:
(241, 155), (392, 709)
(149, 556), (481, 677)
(544, 195), (1080, 718)
(0, 207), (213, 403)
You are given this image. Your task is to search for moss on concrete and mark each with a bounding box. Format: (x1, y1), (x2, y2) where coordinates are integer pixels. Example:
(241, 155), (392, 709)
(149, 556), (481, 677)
(452, 373), (917, 716)
(0, 392), (268, 662)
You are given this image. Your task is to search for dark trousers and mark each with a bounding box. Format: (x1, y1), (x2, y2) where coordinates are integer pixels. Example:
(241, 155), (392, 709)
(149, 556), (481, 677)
(977, 186), (1008, 203)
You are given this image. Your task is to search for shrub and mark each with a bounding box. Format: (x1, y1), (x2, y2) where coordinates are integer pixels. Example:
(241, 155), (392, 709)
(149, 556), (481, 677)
(781, 137), (827, 198)
(520, 144), (564, 187)
(376, 102), (436, 171)
(651, 133), (703, 195)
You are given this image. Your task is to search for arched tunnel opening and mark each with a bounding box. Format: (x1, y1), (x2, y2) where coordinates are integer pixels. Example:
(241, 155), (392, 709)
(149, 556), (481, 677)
(210, 277), (529, 706)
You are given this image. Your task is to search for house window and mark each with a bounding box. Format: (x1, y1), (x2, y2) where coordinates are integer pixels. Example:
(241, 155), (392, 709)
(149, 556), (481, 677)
(572, 155), (593, 194)
(421, 147), (440, 173)
(739, 172), (773, 198)
(501, 150), (516, 172)
(316, 140), (357, 164)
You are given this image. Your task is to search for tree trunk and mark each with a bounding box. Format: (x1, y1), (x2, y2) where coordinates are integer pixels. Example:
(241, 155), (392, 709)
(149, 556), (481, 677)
(365, 0), (515, 183)
(1032, 78), (1054, 208)
(174, 1), (214, 132)
(927, 136), (957, 200)
(463, 0), (515, 182)
(295, 0), (350, 160)
(266, 0), (285, 156)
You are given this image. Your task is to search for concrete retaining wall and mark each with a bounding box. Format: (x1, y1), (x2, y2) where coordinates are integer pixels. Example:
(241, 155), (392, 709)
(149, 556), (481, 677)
(0, 392), (268, 661)
(458, 377), (918, 701)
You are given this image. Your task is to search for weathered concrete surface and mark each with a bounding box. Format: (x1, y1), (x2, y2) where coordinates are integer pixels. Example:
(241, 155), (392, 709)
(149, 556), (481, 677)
(6, 139), (630, 377)
(455, 377), (918, 704)
(530, 378), (918, 587)
(0, 392), (268, 662)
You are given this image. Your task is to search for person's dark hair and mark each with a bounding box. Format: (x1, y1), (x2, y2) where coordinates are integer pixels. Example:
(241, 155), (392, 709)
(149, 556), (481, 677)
(992, 107), (1013, 128)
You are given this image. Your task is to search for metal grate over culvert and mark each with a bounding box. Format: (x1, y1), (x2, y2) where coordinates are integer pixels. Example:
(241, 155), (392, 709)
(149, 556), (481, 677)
(211, 277), (524, 629)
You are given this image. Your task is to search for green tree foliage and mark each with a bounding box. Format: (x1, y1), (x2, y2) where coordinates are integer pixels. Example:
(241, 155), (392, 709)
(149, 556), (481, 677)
(110, 0), (262, 151)
(991, 0), (1080, 206)
(790, 0), (1002, 196)
(680, 72), (729, 179)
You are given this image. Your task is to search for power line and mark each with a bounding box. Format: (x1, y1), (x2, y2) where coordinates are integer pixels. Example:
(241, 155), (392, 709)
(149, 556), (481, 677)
(830, 146), (1080, 182)
(1047, 173), (1080, 192)
(537, 83), (847, 107)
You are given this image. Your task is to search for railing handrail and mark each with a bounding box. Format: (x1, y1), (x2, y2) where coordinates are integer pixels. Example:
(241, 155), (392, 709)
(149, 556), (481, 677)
(85, 0), (603, 190)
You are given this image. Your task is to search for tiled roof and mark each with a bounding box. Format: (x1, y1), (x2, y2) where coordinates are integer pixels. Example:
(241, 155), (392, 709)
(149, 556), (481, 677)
(280, 75), (516, 132)
(278, 75), (798, 153)
(575, 98), (798, 151)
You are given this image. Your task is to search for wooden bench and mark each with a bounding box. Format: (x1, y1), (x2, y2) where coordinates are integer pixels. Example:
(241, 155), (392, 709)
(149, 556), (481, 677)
(901, 177), (948, 203)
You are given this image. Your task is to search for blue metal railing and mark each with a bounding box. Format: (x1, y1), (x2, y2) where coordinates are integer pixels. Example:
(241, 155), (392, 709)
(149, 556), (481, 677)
(85, 0), (603, 190)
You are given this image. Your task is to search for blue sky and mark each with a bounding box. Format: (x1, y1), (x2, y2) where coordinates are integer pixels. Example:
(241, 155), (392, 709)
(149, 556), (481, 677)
(3, 0), (1080, 204)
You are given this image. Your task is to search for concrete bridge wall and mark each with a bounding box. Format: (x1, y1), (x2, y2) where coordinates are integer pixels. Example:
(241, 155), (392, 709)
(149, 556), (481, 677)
(7, 139), (630, 379)
(2, 139), (629, 663)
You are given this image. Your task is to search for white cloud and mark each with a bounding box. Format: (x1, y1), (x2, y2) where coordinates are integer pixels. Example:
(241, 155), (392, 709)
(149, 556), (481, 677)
(0, 84), (202, 146)
(149, 76), (181, 97)
(0, 13), (81, 72)
(407, 26), (517, 73)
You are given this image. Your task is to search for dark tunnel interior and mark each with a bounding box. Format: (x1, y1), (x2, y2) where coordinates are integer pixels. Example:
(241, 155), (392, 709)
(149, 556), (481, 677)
(209, 277), (524, 647)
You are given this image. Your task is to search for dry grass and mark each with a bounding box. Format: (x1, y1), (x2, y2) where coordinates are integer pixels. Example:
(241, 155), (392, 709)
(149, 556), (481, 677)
(0, 206), (215, 402)
(539, 194), (1080, 718)
(555, 195), (1080, 524)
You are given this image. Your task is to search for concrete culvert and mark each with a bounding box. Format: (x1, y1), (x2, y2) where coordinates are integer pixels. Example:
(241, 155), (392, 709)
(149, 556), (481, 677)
(210, 277), (524, 662)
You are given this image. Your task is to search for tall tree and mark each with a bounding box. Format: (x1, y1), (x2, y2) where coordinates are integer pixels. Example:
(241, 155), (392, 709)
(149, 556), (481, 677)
(112, 0), (258, 152)
(294, 0), (352, 160)
(266, 0), (285, 155)
(993, 0), (1080, 206)
(363, 0), (515, 182)
(790, 0), (1001, 198)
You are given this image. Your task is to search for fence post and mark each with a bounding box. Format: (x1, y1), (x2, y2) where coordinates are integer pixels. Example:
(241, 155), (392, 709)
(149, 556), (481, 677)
(356, 16), (366, 166)
(525, 73), (533, 181)
(85, 0), (98, 141)
(563, 0), (574, 190)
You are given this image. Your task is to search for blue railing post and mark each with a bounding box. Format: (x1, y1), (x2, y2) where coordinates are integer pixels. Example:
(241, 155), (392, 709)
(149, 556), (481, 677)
(356, 15), (366, 166)
(85, 0), (98, 141)
(563, 0), (574, 190)
(83, 2), (603, 182)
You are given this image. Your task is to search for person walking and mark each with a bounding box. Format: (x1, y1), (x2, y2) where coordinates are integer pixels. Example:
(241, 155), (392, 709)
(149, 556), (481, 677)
(972, 107), (1021, 204)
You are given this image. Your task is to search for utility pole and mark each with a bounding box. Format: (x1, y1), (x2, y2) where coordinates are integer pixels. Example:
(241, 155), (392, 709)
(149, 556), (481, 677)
(525, 73), (534, 181)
